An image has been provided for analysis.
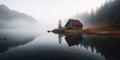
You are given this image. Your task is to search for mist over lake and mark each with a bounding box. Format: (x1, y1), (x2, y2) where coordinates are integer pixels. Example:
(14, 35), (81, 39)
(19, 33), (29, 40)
(0, 0), (120, 60)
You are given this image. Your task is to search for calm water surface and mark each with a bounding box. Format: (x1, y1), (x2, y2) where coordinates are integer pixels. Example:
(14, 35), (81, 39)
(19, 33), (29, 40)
(0, 30), (119, 60)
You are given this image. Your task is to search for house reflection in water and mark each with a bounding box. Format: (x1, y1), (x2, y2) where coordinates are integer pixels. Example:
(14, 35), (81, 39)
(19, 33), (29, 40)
(65, 34), (83, 46)
(58, 34), (83, 46)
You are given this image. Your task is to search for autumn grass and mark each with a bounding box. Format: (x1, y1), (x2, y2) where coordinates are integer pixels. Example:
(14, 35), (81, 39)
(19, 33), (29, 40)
(52, 28), (120, 35)
(84, 29), (120, 35)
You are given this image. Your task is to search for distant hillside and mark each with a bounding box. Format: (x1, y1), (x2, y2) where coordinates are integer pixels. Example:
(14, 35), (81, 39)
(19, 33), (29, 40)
(74, 0), (120, 30)
(0, 4), (35, 21)
(0, 4), (38, 29)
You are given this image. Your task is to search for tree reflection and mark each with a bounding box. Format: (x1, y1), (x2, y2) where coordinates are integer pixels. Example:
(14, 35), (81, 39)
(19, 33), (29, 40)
(58, 34), (62, 44)
(57, 33), (120, 60)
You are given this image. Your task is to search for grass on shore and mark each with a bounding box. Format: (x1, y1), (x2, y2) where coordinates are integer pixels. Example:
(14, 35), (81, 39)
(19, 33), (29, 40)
(52, 28), (120, 35)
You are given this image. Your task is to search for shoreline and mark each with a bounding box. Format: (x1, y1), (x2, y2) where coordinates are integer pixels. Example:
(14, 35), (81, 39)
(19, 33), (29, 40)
(52, 28), (120, 35)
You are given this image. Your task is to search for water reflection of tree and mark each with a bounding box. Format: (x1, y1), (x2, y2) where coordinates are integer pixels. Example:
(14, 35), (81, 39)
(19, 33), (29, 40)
(58, 34), (62, 44)
(81, 35), (120, 60)
(58, 33), (120, 60)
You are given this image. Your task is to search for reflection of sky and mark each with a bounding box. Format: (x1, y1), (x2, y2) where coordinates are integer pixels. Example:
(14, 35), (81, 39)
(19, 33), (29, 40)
(0, 0), (107, 30)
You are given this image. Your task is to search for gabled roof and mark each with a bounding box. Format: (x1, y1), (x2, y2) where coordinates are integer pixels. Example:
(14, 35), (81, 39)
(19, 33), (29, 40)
(65, 19), (83, 27)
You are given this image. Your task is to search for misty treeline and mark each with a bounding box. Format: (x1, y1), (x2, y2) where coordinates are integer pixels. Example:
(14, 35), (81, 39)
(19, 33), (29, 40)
(75, 0), (120, 29)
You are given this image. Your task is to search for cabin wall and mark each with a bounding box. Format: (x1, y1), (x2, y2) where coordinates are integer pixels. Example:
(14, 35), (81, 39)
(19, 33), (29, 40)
(65, 24), (82, 29)
(64, 19), (83, 30)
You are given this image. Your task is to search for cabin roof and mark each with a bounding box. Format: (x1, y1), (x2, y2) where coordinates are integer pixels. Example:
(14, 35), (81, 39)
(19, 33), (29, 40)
(65, 19), (83, 27)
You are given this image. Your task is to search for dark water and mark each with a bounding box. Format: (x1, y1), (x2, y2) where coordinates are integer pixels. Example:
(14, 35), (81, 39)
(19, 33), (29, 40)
(0, 30), (119, 60)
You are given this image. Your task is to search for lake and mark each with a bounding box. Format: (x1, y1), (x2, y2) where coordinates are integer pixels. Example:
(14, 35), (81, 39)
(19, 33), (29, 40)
(0, 29), (119, 60)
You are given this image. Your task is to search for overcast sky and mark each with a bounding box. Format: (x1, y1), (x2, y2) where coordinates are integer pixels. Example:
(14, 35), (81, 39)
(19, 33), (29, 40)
(0, 0), (107, 29)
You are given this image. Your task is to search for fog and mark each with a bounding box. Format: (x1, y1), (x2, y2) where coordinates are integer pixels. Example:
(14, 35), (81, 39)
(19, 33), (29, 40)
(0, 20), (38, 29)
(0, 0), (107, 30)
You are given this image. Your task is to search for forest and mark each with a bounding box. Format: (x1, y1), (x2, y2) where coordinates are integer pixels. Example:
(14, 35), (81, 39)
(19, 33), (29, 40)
(75, 0), (120, 30)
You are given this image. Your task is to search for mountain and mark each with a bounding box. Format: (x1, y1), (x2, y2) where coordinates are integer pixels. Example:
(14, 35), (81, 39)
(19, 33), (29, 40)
(0, 4), (35, 21)
(0, 4), (38, 29)
(74, 0), (120, 30)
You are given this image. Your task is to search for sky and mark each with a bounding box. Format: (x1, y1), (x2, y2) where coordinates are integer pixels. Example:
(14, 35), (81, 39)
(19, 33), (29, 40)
(0, 0), (107, 29)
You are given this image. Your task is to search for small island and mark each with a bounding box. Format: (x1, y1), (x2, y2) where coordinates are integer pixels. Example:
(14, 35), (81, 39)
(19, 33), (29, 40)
(52, 19), (83, 35)
(52, 19), (120, 35)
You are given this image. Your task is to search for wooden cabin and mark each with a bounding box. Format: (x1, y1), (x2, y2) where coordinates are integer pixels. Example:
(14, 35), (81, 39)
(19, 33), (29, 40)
(65, 19), (83, 29)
